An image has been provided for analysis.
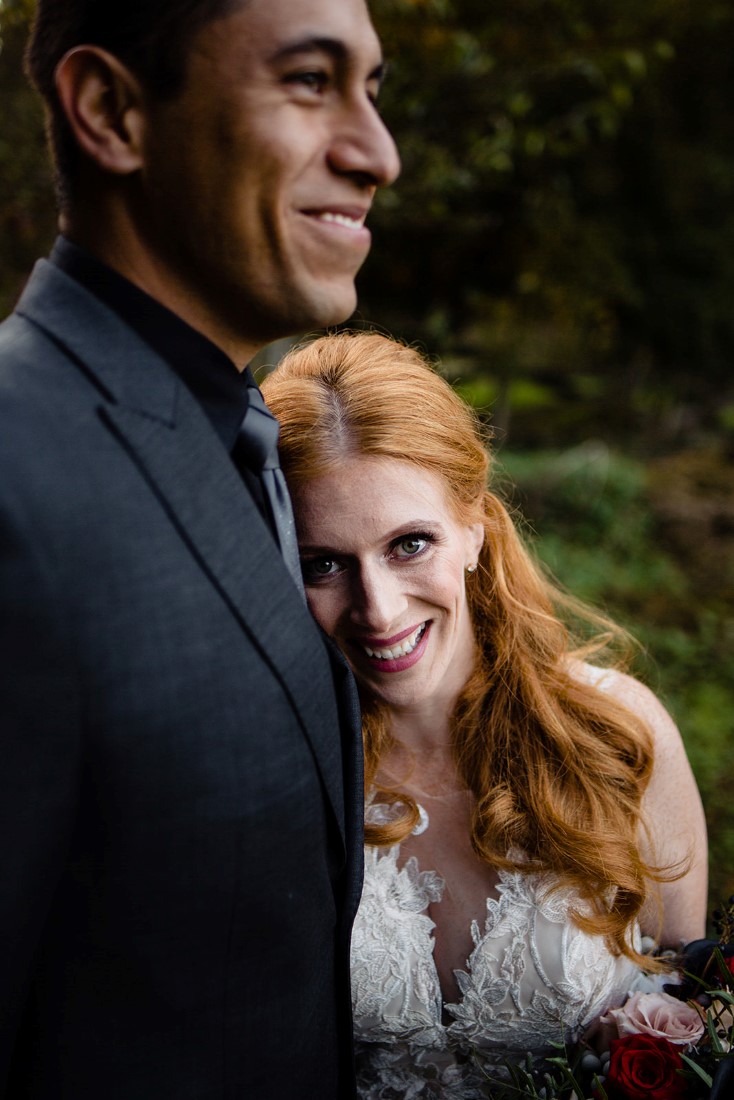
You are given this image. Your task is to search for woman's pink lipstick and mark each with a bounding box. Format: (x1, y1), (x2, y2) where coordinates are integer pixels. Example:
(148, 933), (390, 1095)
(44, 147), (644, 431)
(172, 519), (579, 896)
(352, 622), (431, 674)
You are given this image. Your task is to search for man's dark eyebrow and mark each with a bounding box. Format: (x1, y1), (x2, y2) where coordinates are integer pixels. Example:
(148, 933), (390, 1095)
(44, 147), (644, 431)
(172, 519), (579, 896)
(270, 36), (386, 82)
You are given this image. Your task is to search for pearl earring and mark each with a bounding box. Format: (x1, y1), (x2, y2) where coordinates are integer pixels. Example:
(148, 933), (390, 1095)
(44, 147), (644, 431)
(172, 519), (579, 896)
(466, 563), (477, 574)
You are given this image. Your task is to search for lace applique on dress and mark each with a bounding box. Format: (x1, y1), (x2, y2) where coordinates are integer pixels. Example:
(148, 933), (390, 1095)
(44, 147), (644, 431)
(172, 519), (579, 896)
(352, 801), (648, 1099)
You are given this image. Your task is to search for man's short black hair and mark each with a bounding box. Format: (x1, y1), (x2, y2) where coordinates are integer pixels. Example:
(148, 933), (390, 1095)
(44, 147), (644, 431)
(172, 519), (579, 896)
(25, 0), (242, 210)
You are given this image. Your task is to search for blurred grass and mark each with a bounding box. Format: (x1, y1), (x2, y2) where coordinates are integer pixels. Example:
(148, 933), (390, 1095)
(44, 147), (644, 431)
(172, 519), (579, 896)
(495, 444), (734, 924)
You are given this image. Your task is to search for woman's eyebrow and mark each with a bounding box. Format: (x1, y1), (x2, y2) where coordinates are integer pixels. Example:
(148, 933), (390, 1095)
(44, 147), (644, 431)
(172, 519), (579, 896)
(299, 520), (442, 556)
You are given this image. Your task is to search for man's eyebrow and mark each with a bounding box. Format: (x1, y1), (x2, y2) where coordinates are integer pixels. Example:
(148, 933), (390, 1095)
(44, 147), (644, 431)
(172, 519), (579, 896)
(269, 35), (386, 81)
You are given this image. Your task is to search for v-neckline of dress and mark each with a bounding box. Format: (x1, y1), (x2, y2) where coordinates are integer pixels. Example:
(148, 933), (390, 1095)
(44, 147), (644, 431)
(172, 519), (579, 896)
(368, 798), (509, 1016)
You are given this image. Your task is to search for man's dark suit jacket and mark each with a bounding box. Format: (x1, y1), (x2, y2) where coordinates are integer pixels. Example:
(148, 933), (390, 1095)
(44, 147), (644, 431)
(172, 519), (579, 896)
(0, 259), (363, 1098)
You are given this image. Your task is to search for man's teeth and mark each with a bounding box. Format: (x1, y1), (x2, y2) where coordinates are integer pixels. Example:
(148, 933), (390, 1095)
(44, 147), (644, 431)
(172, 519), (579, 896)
(318, 212), (364, 229)
(364, 624), (426, 661)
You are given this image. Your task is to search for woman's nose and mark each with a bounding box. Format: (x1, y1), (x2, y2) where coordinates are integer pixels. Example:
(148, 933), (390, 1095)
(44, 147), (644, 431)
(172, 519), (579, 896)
(349, 564), (407, 634)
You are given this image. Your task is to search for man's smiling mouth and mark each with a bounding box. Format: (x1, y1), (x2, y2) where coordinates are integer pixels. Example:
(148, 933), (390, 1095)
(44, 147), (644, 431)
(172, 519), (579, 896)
(316, 211), (366, 230)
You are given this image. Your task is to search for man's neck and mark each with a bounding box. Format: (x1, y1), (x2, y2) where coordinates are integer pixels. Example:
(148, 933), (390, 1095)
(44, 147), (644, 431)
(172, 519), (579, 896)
(60, 214), (260, 371)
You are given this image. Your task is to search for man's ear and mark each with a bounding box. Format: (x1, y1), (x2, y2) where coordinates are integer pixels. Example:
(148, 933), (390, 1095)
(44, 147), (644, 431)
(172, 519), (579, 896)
(54, 46), (146, 176)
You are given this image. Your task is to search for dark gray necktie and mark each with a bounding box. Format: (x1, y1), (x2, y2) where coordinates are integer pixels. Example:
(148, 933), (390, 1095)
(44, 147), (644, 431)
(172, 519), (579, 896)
(236, 384), (305, 598)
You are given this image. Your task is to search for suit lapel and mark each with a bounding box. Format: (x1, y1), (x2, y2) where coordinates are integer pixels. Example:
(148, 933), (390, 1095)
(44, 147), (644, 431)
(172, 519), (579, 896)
(16, 260), (349, 846)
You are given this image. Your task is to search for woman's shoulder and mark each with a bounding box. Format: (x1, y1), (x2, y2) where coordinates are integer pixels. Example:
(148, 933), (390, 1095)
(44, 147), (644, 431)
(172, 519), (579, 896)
(574, 662), (707, 943)
(571, 661), (681, 752)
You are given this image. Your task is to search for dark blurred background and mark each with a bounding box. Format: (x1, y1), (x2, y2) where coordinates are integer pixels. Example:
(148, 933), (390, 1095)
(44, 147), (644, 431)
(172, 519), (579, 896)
(1, 0), (731, 921)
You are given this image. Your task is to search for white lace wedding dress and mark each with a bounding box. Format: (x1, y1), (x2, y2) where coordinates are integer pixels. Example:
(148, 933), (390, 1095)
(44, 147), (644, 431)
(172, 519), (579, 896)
(351, 800), (652, 1099)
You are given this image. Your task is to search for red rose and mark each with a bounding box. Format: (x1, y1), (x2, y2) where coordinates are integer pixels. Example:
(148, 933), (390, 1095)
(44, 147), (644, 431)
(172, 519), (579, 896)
(605, 1034), (687, 1099)
(725, 954), (734, 980)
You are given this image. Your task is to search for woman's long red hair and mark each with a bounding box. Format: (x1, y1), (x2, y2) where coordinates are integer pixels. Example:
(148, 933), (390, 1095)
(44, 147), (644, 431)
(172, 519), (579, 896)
(263, 331), (677, 964)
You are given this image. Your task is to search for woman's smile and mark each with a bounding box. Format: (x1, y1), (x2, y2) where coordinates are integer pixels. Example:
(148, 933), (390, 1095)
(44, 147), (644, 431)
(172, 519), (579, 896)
(354, 620), (430, 671)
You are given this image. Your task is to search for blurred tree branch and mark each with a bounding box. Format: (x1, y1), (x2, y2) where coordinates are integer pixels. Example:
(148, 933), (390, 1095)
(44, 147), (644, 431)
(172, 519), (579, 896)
(0, 0), (55, 314)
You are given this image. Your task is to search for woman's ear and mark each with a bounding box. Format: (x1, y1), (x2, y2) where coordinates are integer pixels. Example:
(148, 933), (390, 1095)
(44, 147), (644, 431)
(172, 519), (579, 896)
(466, 521), (485, 567)
(54, 46), (146, 176)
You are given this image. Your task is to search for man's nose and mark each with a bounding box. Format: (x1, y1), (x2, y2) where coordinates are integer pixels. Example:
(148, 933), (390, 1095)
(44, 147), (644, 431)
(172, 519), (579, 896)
(328, 99), (401, 188)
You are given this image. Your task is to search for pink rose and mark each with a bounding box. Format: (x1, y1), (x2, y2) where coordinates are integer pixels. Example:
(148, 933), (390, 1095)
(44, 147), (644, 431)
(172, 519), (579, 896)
(601, 991), (705, 1049)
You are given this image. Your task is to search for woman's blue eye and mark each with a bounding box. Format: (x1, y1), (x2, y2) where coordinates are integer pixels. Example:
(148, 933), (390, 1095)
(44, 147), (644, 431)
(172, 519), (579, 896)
(303, 558), (339, 580)
(396, 537), (427, 557)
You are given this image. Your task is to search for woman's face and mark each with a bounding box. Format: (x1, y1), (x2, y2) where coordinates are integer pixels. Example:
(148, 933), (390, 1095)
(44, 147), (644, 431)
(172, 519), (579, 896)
(291, 455), (484, 717)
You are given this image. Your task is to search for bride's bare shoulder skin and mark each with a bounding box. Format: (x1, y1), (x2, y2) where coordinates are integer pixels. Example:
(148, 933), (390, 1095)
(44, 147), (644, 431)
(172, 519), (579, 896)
(584, 664), (709, 947)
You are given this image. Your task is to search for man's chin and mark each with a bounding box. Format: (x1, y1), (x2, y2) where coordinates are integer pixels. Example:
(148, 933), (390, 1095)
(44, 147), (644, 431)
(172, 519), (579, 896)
(305, 281), (359, 329)
(228, 272), (361, 348)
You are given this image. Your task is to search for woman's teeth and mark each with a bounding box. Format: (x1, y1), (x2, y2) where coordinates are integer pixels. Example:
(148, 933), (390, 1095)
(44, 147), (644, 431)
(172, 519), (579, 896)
(363, 624), (426, 661)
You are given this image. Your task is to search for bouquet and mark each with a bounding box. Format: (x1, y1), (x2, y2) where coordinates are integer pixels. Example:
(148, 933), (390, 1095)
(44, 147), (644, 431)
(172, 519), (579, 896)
(480, 899), (734, 1099)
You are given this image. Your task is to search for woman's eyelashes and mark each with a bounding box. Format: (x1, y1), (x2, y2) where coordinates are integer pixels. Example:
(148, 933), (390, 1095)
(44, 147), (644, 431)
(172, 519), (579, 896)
(301, 556), (342, 583)
(390, 532), (435, 559)
(301, 532), (439, 585)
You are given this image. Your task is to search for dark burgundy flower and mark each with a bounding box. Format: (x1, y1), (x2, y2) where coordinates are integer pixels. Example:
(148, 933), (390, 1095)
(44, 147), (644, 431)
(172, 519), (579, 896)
(605, 1034), (687, 1099)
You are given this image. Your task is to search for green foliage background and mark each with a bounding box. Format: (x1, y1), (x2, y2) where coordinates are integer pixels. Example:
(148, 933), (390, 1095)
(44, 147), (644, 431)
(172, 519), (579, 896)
(0, 0), (731, 918)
